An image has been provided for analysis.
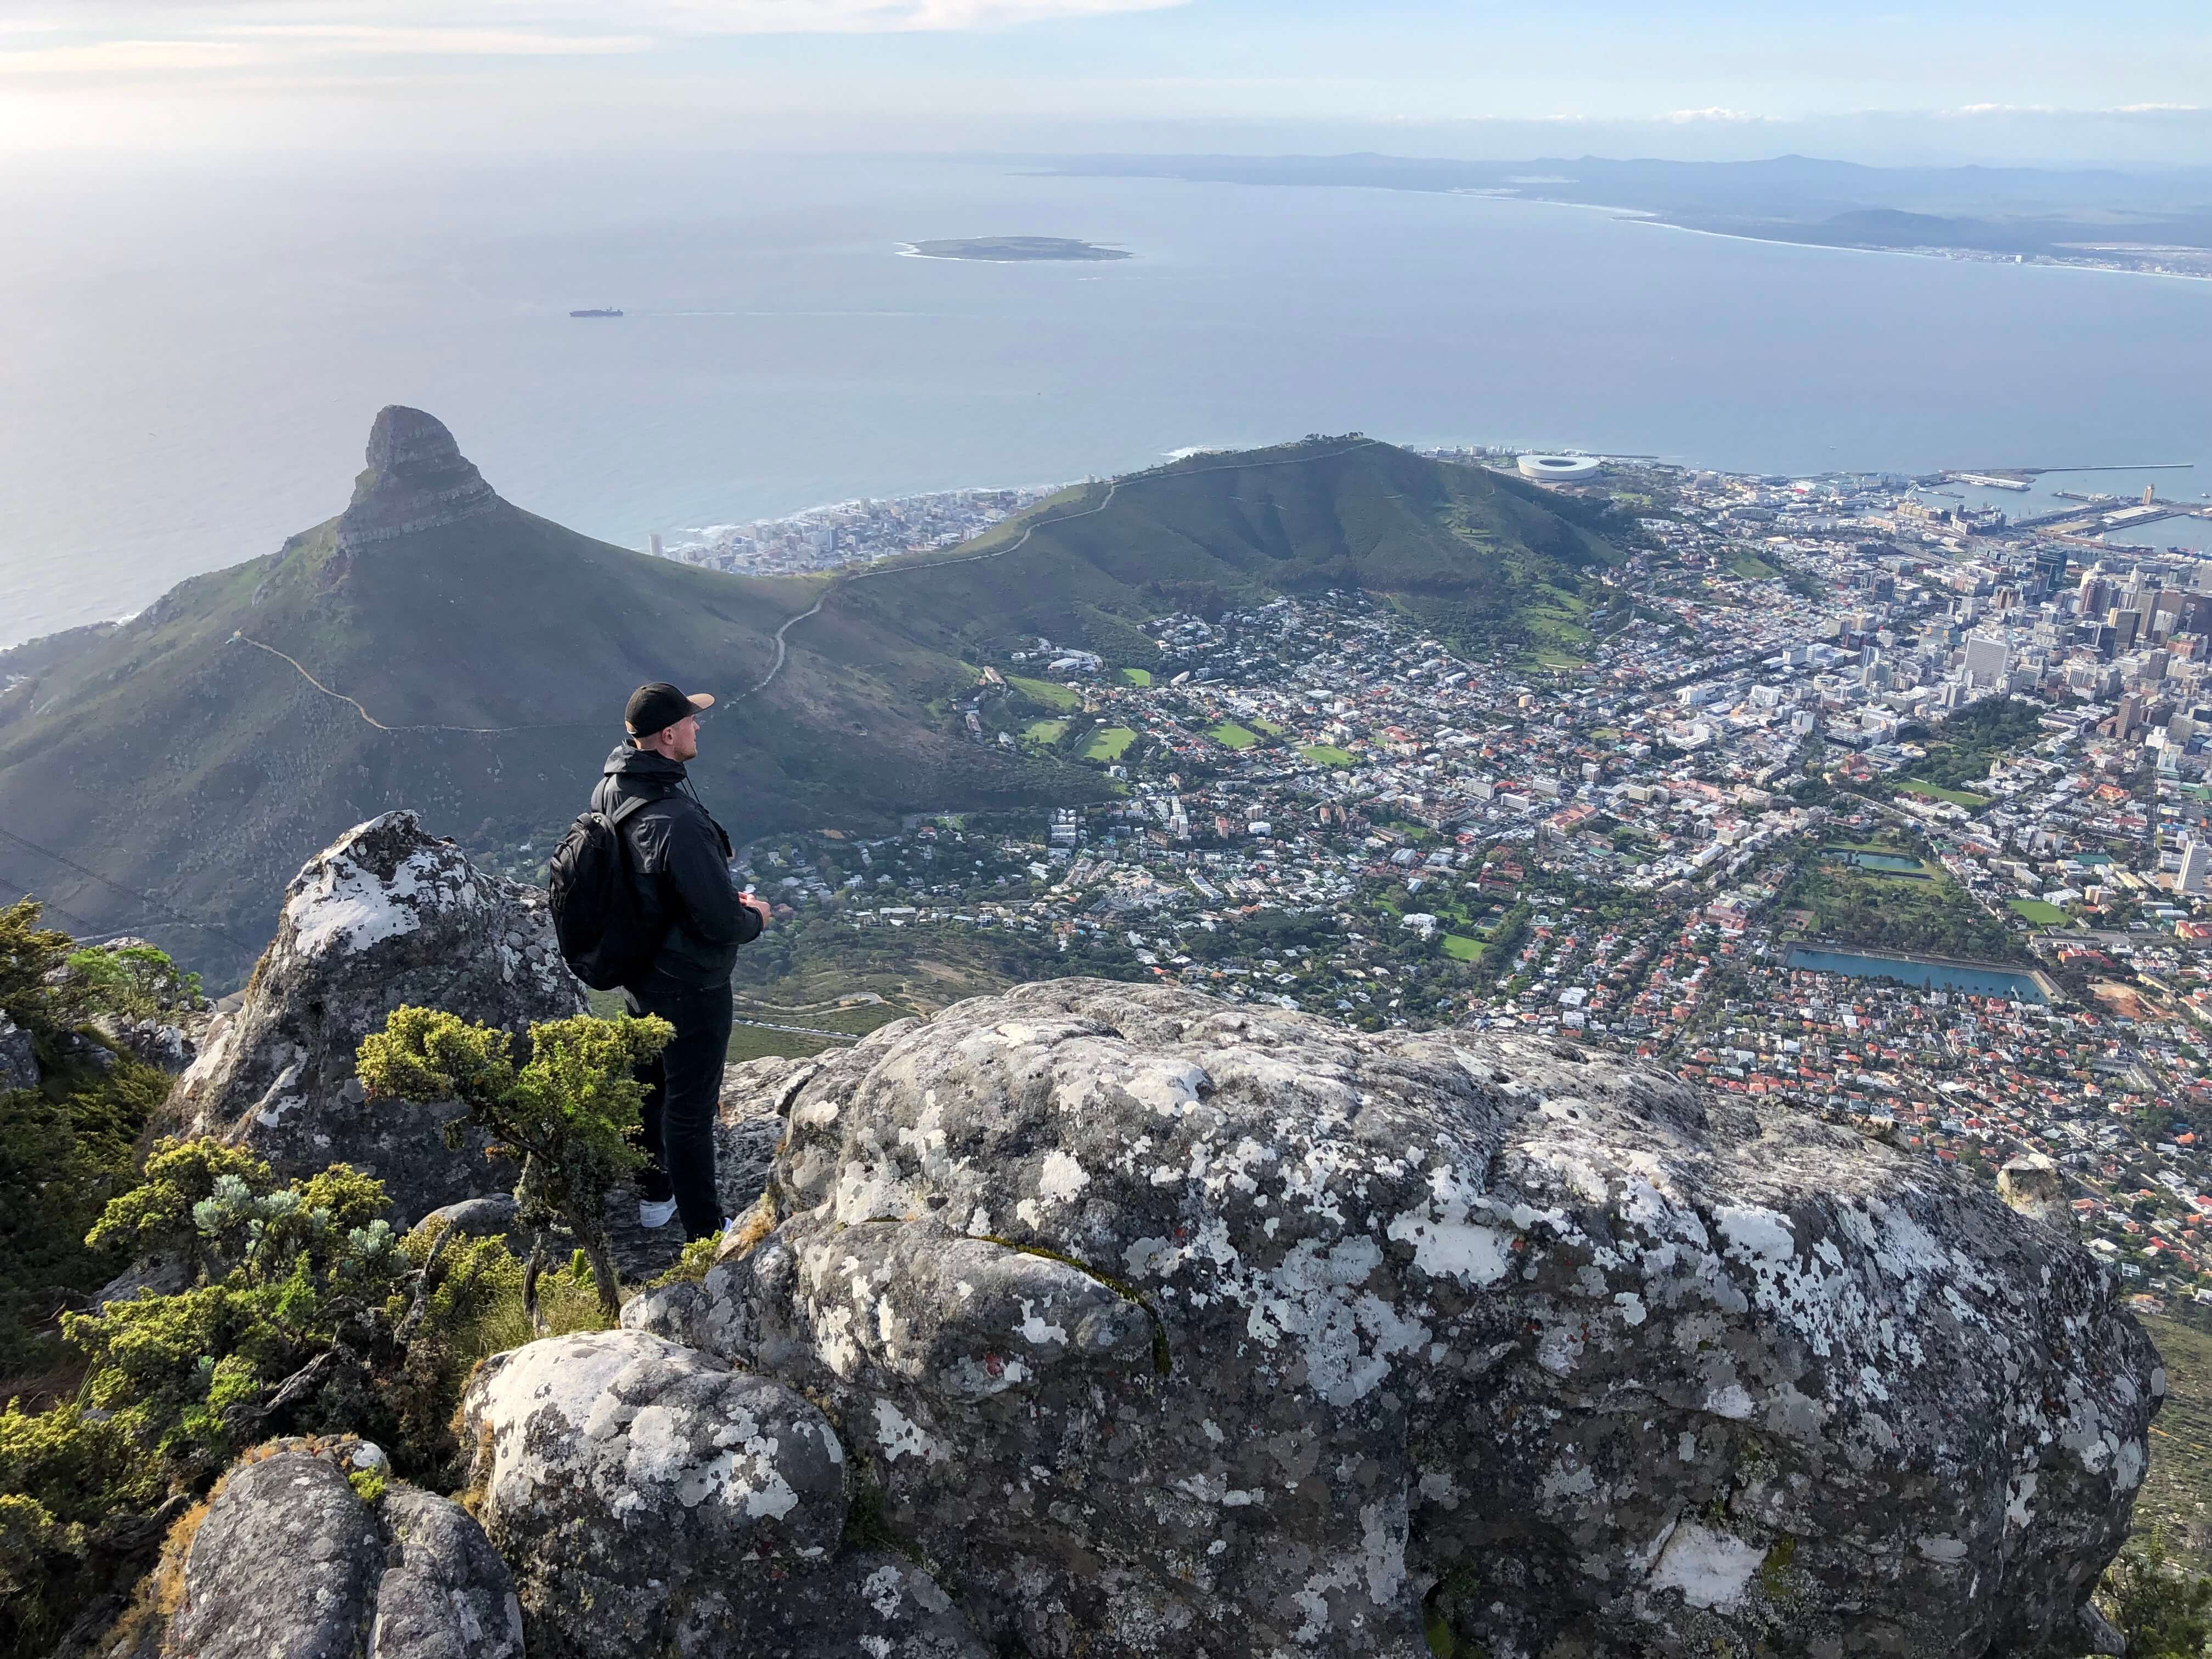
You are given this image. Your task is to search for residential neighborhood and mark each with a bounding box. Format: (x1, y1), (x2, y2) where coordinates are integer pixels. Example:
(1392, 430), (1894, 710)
(724, 453), (2212, 1304)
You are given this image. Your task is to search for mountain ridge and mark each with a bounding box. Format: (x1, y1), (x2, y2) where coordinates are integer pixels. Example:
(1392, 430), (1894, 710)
(0, 413), (1619, 986)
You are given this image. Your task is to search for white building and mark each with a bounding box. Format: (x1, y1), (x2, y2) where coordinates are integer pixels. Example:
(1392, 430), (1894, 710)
(1962, 635), (2010, 690)
(2180, 838), (2212, 896)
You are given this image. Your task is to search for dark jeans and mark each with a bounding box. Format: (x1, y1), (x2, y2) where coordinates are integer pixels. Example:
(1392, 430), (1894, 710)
(624, 984), (734, 1240)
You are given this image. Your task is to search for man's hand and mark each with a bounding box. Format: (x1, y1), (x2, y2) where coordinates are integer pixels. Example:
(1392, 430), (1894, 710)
(738, 891), (773, 925)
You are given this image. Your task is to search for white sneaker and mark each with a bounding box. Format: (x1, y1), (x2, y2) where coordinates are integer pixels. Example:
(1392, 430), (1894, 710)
(638, 1197), (679, 1230)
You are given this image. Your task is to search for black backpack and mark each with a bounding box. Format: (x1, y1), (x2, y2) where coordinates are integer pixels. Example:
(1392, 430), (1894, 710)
(547, 794), (659, 991)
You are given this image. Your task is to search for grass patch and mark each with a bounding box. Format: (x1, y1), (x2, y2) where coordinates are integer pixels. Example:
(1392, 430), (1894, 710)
(1441, 934), (1485, 962)
(1253, 719), (1285, 736)
(1206, 721), (1260, 750)
(1729, 550), (1783, 580)
(458, 1257), (619, 1358)
(1299, 743), (1355, 768)
(1082, 726), (1138, 761)
(1119, 667), (1153, 687)
(2008, 898), (2069, 926)
(1009, 675), (1080, 710)
(1023, 720), (1069, 744)
(1898, 780), (1990, 809)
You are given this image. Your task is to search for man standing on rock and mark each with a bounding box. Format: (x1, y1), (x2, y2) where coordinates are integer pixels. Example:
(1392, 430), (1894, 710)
(592, 682), (770, 1239)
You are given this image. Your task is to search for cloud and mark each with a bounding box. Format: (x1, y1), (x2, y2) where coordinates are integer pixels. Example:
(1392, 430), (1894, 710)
(1659, 108), (1772, 125)
(0, 0), (1192, 77)
(0, 38), (280, 73)
(226, 25), (654, 55)
(1944, 101), (2210, 119)
(657, 0), (1190, 26)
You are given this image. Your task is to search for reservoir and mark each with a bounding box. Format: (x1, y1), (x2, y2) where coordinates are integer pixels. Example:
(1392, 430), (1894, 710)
(1785, 946), (2048, 1002)
(1825, 849), (1930, 876)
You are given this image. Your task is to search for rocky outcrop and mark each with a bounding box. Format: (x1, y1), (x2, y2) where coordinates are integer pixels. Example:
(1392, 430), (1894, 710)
(94, 1015), (200, 1073)
(458, 1329), (984, 1658)
(161, 1437), (520, 1659)
(1999, 1153), (2075, 1231)
(0, 1011), (36, 1094)
(595, 978), (2159, 1659)
(716, 1054), (806, 1217)
(335, 407), (504, 555)
(171, 811), (585, 1223)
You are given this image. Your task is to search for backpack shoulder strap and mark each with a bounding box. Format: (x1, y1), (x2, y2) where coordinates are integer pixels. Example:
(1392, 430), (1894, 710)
(608, 794), (654, 827)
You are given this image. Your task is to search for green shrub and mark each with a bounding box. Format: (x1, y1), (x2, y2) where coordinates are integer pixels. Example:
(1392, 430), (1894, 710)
(0, 1140), (541, 1659)
(0, 902), (173, 1376)
(2101, 1532), (2212, 1659)
(0, 900), (94, 1035)
(358, 1008), (672, 1324)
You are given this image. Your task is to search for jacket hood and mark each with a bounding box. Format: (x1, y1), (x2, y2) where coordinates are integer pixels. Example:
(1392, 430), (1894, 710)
(601, 742), (689, 784)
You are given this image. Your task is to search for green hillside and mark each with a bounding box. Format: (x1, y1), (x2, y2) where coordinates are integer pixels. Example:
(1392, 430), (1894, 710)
(0, 411), (1092, 986)
(825, 435), (1622, 661)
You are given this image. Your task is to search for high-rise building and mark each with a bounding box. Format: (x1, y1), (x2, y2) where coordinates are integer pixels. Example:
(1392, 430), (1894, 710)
(1962, 635), (2009, 688)
(2180, 837), (2212, 896)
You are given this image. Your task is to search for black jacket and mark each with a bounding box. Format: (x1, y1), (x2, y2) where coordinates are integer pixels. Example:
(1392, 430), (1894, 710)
(590, 743), (761, 995)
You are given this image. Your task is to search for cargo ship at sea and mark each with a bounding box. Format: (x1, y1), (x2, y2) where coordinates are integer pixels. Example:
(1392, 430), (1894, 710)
(569, 307), (623, 318)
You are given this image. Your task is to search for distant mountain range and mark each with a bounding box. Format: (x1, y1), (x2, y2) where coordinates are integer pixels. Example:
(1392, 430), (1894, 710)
(0, 411), (1615, 985)
(1037, 153), (2212, 268)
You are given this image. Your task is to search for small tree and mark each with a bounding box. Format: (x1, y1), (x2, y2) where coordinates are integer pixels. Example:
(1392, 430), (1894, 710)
(63, 944), (203, 1024)
(0, 900), (90, 1035)
(2099, 1532), (2212, 1659)
(356, 1009), (671, 1325)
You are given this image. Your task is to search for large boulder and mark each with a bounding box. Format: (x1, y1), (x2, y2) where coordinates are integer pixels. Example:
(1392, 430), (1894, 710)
(160, 1437), (520, 1659)
(458, 1328), (984, 1657)
(170, 811), (585, 1222)
(623, 978), (2160, 1659)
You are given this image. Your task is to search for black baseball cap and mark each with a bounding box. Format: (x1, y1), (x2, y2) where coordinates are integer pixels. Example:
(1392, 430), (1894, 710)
(625, 681), (714, 738)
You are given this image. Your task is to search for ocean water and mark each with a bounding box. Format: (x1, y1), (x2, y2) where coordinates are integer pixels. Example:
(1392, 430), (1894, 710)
(3, 151), (2209, 651)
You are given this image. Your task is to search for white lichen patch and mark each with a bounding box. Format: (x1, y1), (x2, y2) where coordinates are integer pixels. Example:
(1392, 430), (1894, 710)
(1646, 1522), (1761, 1612)
(285, 844), (443, 959)
(1037, 1150), (1091, 1205)
(873, 1398), (950, 1464)
(1385, 1165), (1514, 1285)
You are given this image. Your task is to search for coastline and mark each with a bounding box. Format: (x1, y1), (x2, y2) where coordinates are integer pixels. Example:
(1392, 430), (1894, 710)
(1538, 200), (2212, 285)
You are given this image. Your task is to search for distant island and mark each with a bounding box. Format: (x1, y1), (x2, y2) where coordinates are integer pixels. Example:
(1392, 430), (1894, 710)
(905, 236), (1131, 263)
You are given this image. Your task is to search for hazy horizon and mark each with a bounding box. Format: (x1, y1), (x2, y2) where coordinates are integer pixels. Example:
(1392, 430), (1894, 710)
(4, 0), (2209, 167)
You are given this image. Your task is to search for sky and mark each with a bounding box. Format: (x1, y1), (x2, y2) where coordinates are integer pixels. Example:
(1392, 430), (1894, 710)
(1, 0), (2209, 163)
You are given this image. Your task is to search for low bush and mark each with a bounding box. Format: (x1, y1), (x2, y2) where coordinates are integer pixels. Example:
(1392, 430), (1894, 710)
(0, 1141), (533, 1659)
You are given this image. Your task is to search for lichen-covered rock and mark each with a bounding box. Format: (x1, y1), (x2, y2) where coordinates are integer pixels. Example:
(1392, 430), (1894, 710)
(459, 1328), (902, 1658)
(170, 810), (585, 1222)
(162, 1438), (519, 1659)
(375, 1487), (529, 1659)
(0, 1011), (36, 1094)
(95, 1014), (201, 1073)
(417, 1193), (522, 1244)
(647, 978), (2159, 1659)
